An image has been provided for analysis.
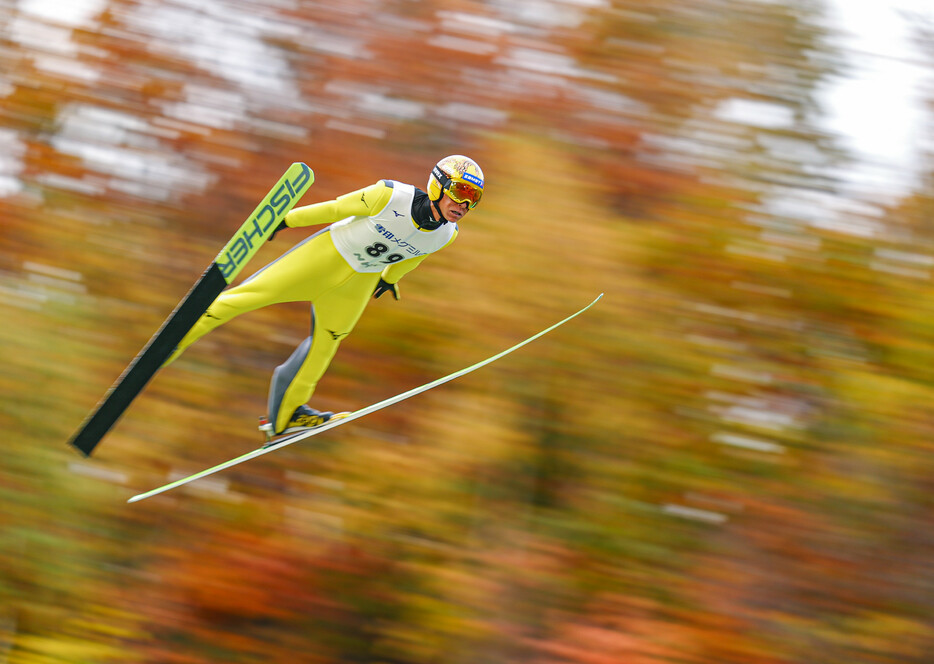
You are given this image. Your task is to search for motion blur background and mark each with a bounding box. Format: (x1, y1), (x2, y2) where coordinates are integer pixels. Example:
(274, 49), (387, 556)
(2, 0), (933, 662)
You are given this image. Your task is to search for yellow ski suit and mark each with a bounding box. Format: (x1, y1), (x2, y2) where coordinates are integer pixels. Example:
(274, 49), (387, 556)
(166, 179), (457, 433)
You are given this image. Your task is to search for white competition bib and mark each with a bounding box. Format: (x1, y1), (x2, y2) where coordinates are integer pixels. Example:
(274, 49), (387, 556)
(328, 181), (457, 273)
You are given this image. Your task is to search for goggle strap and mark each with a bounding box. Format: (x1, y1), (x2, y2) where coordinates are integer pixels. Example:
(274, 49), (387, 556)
(432, 166), (451, 190)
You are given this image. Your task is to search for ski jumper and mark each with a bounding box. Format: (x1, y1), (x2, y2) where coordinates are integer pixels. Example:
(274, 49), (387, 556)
(165, 180), (458, 433)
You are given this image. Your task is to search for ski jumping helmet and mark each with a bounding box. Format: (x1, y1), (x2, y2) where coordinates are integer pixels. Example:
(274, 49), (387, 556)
(427, 155), (484, 218)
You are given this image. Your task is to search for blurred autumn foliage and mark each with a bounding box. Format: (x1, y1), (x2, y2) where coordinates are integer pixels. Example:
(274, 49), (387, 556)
(2, 0), (934, 662)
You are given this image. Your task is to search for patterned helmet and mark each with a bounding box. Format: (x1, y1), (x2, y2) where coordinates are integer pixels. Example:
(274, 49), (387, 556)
(427, 155), (484, 208)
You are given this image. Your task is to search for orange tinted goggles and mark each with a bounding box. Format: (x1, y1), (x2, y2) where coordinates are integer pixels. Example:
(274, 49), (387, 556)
(445, 180), (483, 208)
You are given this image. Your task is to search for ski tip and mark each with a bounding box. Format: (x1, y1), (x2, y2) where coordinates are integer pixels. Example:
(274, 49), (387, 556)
(290, 162), (314, 185)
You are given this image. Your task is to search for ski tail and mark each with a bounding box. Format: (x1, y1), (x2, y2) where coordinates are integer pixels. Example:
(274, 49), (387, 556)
(69, 266), (226, 457)
(69, 163), (315, 457)
(127, 293), (604, 503)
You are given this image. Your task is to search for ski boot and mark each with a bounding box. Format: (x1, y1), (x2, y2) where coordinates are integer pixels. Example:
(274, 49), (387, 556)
(259, 405), (349, 447)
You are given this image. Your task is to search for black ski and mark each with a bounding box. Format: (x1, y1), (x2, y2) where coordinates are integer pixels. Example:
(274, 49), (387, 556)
(69, 162), (314, 456)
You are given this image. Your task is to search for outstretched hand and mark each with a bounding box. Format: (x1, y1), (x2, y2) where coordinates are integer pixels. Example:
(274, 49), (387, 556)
(373, 279), (400, 300)
(269, 220), (288, 240)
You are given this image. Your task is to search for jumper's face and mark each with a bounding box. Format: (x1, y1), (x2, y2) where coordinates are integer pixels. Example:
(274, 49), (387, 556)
(438, 193), (470, 223)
